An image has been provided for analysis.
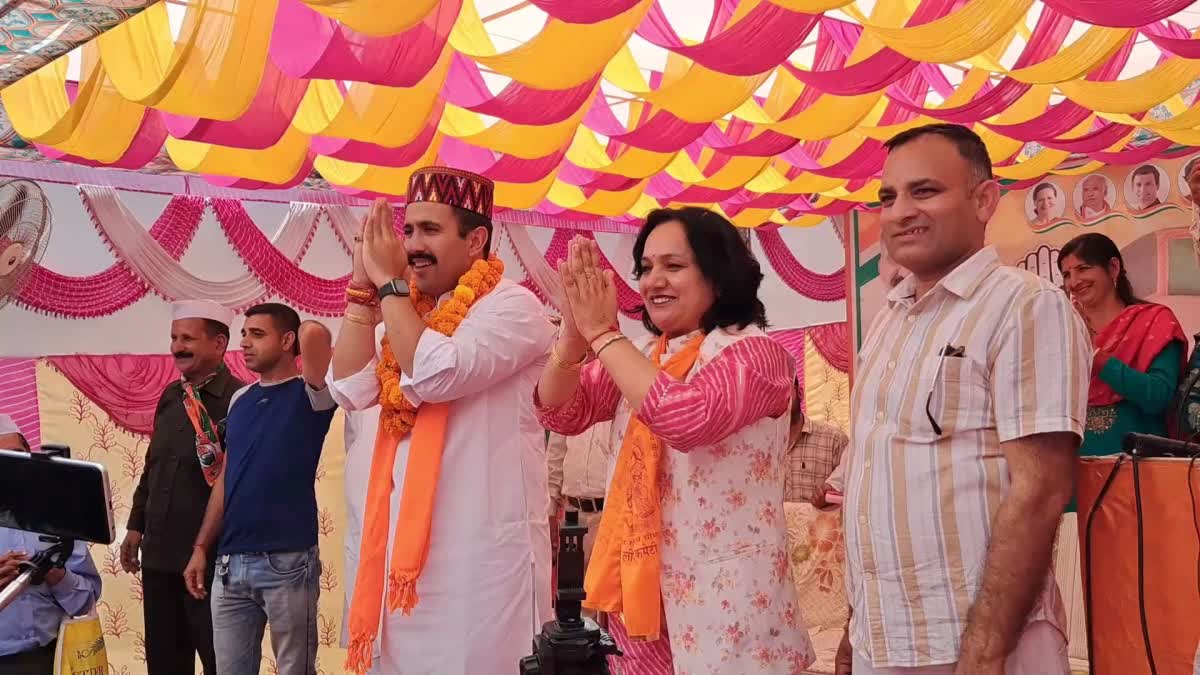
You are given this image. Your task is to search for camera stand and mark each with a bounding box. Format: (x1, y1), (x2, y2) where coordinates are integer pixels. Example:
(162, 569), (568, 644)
(0, 535), (73, 613)
(519, 511), (621, 675)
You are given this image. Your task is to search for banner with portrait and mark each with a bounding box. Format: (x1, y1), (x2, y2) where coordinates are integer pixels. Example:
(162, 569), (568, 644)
(848, 152), (1200, 353)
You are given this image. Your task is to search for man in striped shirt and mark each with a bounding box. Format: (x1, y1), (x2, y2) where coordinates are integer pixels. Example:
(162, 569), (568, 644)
(839, 124), (1091, 675)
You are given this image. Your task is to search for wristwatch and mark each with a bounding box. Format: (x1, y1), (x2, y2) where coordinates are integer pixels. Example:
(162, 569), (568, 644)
(377, 278), (410, 300)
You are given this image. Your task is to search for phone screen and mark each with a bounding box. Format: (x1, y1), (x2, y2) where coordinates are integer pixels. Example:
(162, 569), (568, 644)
(0, 450), (114, 544)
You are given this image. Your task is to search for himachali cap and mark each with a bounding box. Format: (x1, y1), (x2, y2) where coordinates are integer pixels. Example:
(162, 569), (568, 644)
(407, 166), (494, 220)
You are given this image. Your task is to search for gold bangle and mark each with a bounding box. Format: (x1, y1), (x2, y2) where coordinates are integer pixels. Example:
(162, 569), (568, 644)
(593, 333), (627, 357)
(550, 344), (587, 371)
(343, 312), (376, 326)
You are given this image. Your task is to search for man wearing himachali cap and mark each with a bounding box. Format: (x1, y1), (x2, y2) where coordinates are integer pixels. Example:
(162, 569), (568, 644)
(327, 167), (557, 674)
(121, 299), (243, 675)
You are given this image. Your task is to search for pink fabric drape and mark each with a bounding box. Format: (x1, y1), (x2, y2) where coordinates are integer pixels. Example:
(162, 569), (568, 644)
(163, 60), (309, 149)
(528, 0), (642, 23)
(16, 195), (206, 318)
(269, 0), (460, 86)
(1042, 0), (1195, 28)
(444, 53), (600, 126)
(45, 353), (259, 436)
(34, 110), (167, 170)
(638, 1), (821, 76)
(0, 357), (42, 451)
(755, 229), (846, 302)
(210, 199), (351, 316)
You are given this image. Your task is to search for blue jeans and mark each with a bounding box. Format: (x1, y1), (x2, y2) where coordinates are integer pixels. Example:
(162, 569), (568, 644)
(211, 546), (320, 675)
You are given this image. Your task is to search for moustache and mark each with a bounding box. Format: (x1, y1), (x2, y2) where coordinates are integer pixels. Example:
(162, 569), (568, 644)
(409, 253), (437, 265)
(173, 352), (194, 359)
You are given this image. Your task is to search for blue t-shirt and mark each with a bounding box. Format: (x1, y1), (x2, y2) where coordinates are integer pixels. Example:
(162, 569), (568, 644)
(219, 377), (336, 555)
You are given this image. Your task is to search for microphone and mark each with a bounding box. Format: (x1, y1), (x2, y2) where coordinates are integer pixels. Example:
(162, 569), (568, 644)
(1121, 433), (1200, 458)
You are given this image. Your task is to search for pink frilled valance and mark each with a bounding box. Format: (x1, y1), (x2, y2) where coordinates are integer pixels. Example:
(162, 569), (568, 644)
(44, 353), (259, 436)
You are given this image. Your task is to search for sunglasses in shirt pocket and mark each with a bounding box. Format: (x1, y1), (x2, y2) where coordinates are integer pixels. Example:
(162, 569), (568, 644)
(917, 354), (991, 439)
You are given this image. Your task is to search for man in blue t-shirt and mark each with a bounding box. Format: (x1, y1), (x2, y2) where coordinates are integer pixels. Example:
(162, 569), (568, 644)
(183, 303), (335, 675)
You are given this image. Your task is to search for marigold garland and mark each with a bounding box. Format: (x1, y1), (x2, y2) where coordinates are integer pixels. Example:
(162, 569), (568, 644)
(376, 256), (505, 436)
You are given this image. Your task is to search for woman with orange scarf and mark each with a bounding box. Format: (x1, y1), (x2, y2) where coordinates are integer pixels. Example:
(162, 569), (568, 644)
(535, 208), (815, 675)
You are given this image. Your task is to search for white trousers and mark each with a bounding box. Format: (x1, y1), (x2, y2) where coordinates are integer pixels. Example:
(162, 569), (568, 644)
(852, 621), (1069, 675)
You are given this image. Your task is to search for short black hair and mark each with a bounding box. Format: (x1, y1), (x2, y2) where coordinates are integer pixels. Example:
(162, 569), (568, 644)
(1132, 164), (1160, 186)
(1033, 182), (1056, 200)
(452, 206), (493, 258)
(884, 123), (993, 183)
(632, 207), (768, 335)
(244, 302), (302, 355)
(202, 319), (230, 341)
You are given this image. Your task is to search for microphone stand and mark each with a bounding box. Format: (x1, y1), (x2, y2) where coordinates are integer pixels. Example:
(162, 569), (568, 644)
(0, 535), (73, 613)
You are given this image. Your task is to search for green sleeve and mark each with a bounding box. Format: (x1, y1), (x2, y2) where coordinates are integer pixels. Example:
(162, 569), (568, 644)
(1098, 341), (1184, 415)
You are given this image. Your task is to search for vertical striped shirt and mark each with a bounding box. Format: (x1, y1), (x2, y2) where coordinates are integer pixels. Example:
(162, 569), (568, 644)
(845, 246), (1091, 668)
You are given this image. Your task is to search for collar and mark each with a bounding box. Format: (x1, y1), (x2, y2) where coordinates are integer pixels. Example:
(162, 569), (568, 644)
(184, 365), (235, 396)
(887, 246), (999, 307)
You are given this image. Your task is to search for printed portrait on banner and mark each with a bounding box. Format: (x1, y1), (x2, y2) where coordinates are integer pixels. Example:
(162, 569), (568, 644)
(848, 152), (1200, 353)
(1073, 173), (1118, 223)
(1025, 181), (1068, 232)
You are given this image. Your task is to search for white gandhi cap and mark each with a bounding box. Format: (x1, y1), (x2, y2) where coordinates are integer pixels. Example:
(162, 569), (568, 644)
(171, 299), (234, 328)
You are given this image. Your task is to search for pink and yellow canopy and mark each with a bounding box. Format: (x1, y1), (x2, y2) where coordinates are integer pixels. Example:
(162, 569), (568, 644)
(3, 0), (1200, 227)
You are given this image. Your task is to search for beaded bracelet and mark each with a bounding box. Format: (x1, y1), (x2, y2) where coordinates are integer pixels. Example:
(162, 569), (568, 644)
(345, 286), (379, 307)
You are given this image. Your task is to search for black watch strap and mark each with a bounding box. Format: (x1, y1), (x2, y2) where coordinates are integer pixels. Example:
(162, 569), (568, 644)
(377, 279), (410, 299)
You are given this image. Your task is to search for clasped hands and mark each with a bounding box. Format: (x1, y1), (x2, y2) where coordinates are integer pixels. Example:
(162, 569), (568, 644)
(556, 236), (620, 354)
(353, 198), (409, 289)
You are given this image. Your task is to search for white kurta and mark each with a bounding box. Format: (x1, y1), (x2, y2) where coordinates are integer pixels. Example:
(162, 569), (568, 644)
(328, 278), (556, 675)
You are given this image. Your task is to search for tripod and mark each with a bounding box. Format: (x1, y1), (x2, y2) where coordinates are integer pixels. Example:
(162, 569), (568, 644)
(0, 535), (73, 613)
(519, 510), (621, 675)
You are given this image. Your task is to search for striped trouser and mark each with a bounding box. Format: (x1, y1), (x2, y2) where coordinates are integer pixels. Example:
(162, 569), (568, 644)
(605, 612), (673, 675)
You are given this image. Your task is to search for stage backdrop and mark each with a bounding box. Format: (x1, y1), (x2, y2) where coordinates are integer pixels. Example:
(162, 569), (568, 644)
(849, 151), (1200, 350)
(0, 168), (853, 673)
(846, 153), (1200, 669)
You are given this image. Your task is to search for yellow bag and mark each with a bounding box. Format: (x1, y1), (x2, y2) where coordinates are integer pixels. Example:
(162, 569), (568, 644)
(52, 611), (107, 675)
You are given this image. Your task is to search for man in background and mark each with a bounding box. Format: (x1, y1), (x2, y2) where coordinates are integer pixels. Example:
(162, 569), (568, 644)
(0, 414), (102, 675)
(185, 303), (335, 675)
(122, 300), (242, 675)
(783, 380), (847, 506)
(546, 420), (613, 573)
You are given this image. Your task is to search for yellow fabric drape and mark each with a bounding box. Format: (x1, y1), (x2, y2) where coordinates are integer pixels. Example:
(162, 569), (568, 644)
(846, 0), (1034, 63)
(293, 50), (451, 146)
(565, 130), (680, 180)
(547, 179), (649, 216)
(167, 127), (311, 184)
(439, 95), (593, 159)
(1005, 27), (1132, 84)
(451, 0), (653, 89)
(1, 44), (150, 164)
(1057, 58), (1200, 114)
(97, 0), (275, 120)
(300, 0), (438, 37)
(316, 135), (444, 192)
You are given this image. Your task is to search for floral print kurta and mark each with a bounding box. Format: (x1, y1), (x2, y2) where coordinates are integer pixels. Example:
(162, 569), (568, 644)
(537, 326), (815, 675)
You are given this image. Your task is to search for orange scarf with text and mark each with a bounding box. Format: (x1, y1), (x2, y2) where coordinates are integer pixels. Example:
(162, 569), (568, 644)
(582, 333), (704, 641)
(345, 256), (504, 674)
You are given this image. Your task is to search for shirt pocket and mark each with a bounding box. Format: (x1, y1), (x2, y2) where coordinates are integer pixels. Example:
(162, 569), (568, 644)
(909, 356), (991, 440)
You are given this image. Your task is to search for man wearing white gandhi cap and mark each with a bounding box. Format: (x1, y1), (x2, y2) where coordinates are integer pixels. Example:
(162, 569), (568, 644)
(0, 413), (27, 451)
(120, 299), (245, 675)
